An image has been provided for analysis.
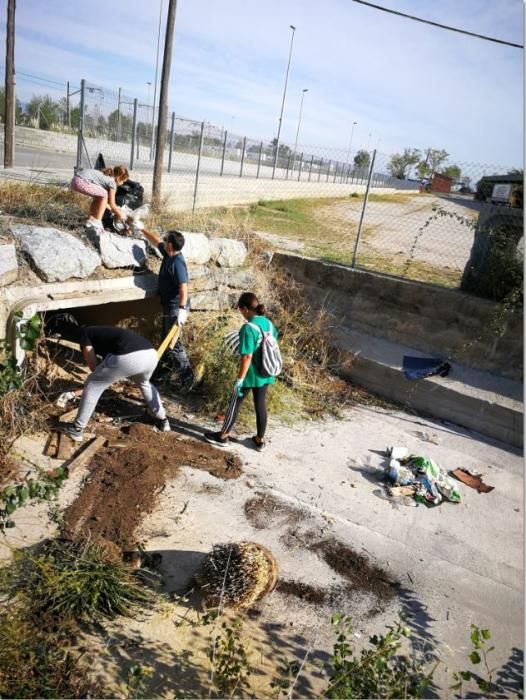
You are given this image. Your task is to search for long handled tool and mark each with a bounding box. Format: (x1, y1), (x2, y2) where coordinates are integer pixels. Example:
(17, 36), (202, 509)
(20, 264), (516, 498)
(157, 322), (181, 360)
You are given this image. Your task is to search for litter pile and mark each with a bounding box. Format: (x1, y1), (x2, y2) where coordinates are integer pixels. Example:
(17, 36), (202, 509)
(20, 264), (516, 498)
(385, 447), (461, 506)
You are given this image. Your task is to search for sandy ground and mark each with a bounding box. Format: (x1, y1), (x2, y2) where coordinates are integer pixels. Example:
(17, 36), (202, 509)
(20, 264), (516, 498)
(316, 195), (483, 271)
(2, 399), (522, 698)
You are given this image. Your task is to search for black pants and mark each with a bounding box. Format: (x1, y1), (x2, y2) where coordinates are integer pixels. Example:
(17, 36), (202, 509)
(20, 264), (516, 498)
(160, 302), (193, 380)
(221, 385), (269, 438)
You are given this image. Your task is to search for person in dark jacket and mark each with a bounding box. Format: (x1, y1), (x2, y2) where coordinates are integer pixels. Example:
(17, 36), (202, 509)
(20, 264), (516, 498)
(137, 227), (194, 389)
(58, 325), (170, 442)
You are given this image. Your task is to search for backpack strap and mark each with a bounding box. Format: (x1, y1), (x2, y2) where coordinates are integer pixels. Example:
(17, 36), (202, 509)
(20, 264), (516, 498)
(246, 321), (264, 347)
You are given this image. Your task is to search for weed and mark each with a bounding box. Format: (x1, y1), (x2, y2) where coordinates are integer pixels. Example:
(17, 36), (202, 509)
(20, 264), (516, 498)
(125, 663), (154, 699)
(0, 181), (86, 230)
(0, 466), (68, 530)
(451, 625), (499, 698)
(2, 538), (156, 621)
(325, 614), (437, 699)
(209, 616), (252, 698)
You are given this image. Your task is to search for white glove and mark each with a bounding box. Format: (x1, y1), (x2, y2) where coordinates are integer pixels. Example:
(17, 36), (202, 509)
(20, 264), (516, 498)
(131, 221), (144, 235)
(177, 308), (189, 325)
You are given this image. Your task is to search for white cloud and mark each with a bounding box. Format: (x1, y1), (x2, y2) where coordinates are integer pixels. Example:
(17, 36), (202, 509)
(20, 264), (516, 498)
(4, 0), (523, 166)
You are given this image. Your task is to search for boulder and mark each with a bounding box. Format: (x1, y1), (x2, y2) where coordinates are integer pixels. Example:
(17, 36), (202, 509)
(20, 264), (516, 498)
(9, 225), (101, 282)
(191, 290), (233, 311)
(181, 232), (212, 264)
(99, 231), (147, 269)
(0, 244), (18, 286)
(213, 268), (257, 289)
(210, 238), (248, 267)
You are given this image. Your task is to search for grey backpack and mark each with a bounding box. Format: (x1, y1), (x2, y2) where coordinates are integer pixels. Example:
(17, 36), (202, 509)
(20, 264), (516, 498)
(247, 322), (282, 377)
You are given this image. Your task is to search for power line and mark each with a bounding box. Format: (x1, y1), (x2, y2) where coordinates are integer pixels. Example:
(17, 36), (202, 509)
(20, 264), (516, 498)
(350, 0), (524, 49)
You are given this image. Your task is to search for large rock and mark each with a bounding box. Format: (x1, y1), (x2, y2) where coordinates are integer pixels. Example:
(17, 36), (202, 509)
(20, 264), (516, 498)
(0, 244), (18, 286)
(191, 290), (232, 311)
(99, 231), (147, 269)
(10, 224), (101, 282)
(210, 238), (248, 267)
(181, 232), (212, 264)
(213, 268), (257, 289)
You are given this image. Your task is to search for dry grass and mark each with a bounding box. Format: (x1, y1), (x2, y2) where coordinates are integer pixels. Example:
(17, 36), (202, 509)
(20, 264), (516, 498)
(0, 181), (87, 230)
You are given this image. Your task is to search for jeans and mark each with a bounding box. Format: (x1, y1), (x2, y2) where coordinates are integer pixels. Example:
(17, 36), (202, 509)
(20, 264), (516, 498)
(161, 302), (194, 380)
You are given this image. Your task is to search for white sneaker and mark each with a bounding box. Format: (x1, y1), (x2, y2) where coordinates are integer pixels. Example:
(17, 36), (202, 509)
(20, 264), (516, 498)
(156, 418), (171, 432)
(85, 218), (104, 233)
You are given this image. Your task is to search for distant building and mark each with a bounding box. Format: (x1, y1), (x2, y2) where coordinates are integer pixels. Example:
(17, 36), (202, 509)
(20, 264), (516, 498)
(430, 172), (454, 194)
(475, 173), (523, 208)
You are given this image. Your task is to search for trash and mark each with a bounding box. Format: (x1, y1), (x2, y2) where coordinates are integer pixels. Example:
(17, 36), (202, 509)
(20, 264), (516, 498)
(402, 356), (451, 380)
(56, 390), (77, 408)
(387, 446), (409, 459)
(387, 485), (416, 497)
(385, 450), (461, 506)
(451, 468), (494, 493)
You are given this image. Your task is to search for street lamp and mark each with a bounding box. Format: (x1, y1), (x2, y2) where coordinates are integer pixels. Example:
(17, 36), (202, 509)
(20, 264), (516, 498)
(272, 24), (296, 179)
(292, 88), (308, 174)
(343, 120), (357, 183)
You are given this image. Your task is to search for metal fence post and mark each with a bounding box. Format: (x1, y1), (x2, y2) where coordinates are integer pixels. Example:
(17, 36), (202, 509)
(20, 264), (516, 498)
(220, 130), (227, 176)
(297, 152), (304, 181)
(239, 136), (246, 177)
(333, 162), (338, 183)
(167, 111), (175, 173)
(192, 121), (205, 215)
(286, 154), (292, 179)
(257, 141), (263, 179)
(318, 158), (323, 182)
(352, 149), (376, 267)
(129, 98), (138, 170)
(326, 160), (331, 182)
(308, 155), (314, 181)
(75, 79), (85, 172)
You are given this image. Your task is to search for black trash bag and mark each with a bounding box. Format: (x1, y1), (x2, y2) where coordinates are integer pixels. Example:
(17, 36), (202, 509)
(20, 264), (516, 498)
(102, 179), (144, 231)
(94, 153), (106, 170)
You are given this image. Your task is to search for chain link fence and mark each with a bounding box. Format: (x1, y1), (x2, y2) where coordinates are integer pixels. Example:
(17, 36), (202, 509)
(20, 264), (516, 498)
(4, 78), (521, 293)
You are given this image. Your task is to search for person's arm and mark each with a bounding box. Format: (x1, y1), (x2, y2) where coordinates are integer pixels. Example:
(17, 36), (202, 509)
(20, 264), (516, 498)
(178, 282), (188, 307)
(139, 227), (162, 247)
(82, 345), (97, 372)
(107, 188), (123, 219)
(238, 354), (252, 381)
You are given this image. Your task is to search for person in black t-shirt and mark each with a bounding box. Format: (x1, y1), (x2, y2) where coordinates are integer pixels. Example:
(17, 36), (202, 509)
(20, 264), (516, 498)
(58, 325), (170, 442)
(135, 227), (194, 390)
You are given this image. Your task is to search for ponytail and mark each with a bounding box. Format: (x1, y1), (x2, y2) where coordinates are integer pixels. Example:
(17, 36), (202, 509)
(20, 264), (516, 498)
(237, 292), (267, 316)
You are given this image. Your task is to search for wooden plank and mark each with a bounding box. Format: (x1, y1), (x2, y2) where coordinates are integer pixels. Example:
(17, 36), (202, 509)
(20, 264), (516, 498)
(58, 408), (78, 423)
(157, 323), (181, 360)
(63, 436), (106, 473)
(43, 432), (59, 457)
(56, 432), (76, 460)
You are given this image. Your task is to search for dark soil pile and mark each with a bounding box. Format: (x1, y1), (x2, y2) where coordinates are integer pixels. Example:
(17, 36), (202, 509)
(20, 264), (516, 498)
(244, 493), (306, 530)
(311, 537), (396, 601)
(63, 423), (242, 550)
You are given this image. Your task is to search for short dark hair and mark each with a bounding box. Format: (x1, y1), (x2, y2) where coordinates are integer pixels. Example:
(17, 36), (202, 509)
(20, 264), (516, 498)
(164, 230), (185, 251)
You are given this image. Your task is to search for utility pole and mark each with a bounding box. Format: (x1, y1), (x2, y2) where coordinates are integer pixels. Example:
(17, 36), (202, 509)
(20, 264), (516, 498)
(152, 0), (176, 208)
(150, 0), (164, 161)
(4, 0), (16, 168)
(66, 81), (70, 129)
(272, 24), (296, 179)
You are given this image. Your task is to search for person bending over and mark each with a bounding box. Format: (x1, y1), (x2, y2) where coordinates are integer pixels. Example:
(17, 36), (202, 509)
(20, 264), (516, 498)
(70, 165), (129, 234)
(58, 325), (170, 442)
(205, 292), (278, 452)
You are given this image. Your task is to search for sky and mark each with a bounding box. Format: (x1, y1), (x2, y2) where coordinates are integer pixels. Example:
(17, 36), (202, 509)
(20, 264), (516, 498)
(0, 0), (523, 168)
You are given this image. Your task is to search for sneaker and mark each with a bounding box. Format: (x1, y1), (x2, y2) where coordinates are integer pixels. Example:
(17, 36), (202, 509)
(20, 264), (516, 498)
(204, 431), (229, 448)
(57, 422), (84, 442)
(85, 218), (104, 233)
(156, 417), (171, 432)
(251, 436), (266, 452)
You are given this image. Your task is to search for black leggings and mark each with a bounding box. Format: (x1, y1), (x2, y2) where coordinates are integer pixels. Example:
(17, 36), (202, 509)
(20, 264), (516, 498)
(221, 385), (269, 438)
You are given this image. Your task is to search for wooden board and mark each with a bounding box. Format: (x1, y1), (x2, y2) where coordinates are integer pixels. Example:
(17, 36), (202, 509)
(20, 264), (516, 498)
(58, 408), (78, 423)
(64, 436), (106, 473)
(56, 432), (76, 460)
(43, 432), (59, 457)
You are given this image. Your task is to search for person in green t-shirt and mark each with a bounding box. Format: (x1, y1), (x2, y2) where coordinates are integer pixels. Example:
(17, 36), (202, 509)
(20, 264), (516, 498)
(205, 292), (279, 452)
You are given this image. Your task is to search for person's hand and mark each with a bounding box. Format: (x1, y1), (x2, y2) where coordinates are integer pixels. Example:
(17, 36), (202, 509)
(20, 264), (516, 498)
(177, 308), (189, 325)
(235, 379), (244, 397)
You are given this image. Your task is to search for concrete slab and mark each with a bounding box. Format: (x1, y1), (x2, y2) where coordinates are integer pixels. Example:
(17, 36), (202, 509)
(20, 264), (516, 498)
(333, 328), (524, 447)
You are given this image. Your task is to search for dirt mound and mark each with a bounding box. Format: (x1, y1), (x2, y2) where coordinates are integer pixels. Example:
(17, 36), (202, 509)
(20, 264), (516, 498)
(311, 537), (396, 601)
(244, 493), (306, 530)
(63, 424), (242, 550)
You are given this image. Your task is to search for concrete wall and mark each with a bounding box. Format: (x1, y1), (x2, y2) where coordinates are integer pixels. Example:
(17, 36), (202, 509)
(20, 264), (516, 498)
(273, 253), (523, 380)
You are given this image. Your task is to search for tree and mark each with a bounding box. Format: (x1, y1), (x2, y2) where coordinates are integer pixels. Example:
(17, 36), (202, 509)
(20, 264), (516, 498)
(25, 94), (60, 130)
(353, 150), (370, 169)
(269, 138), (291, 159)
(442, 164), (461, 180)
(0, 87), (22, 124)
(416, 148), (449, 179)
(387, 148), (421, 180)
